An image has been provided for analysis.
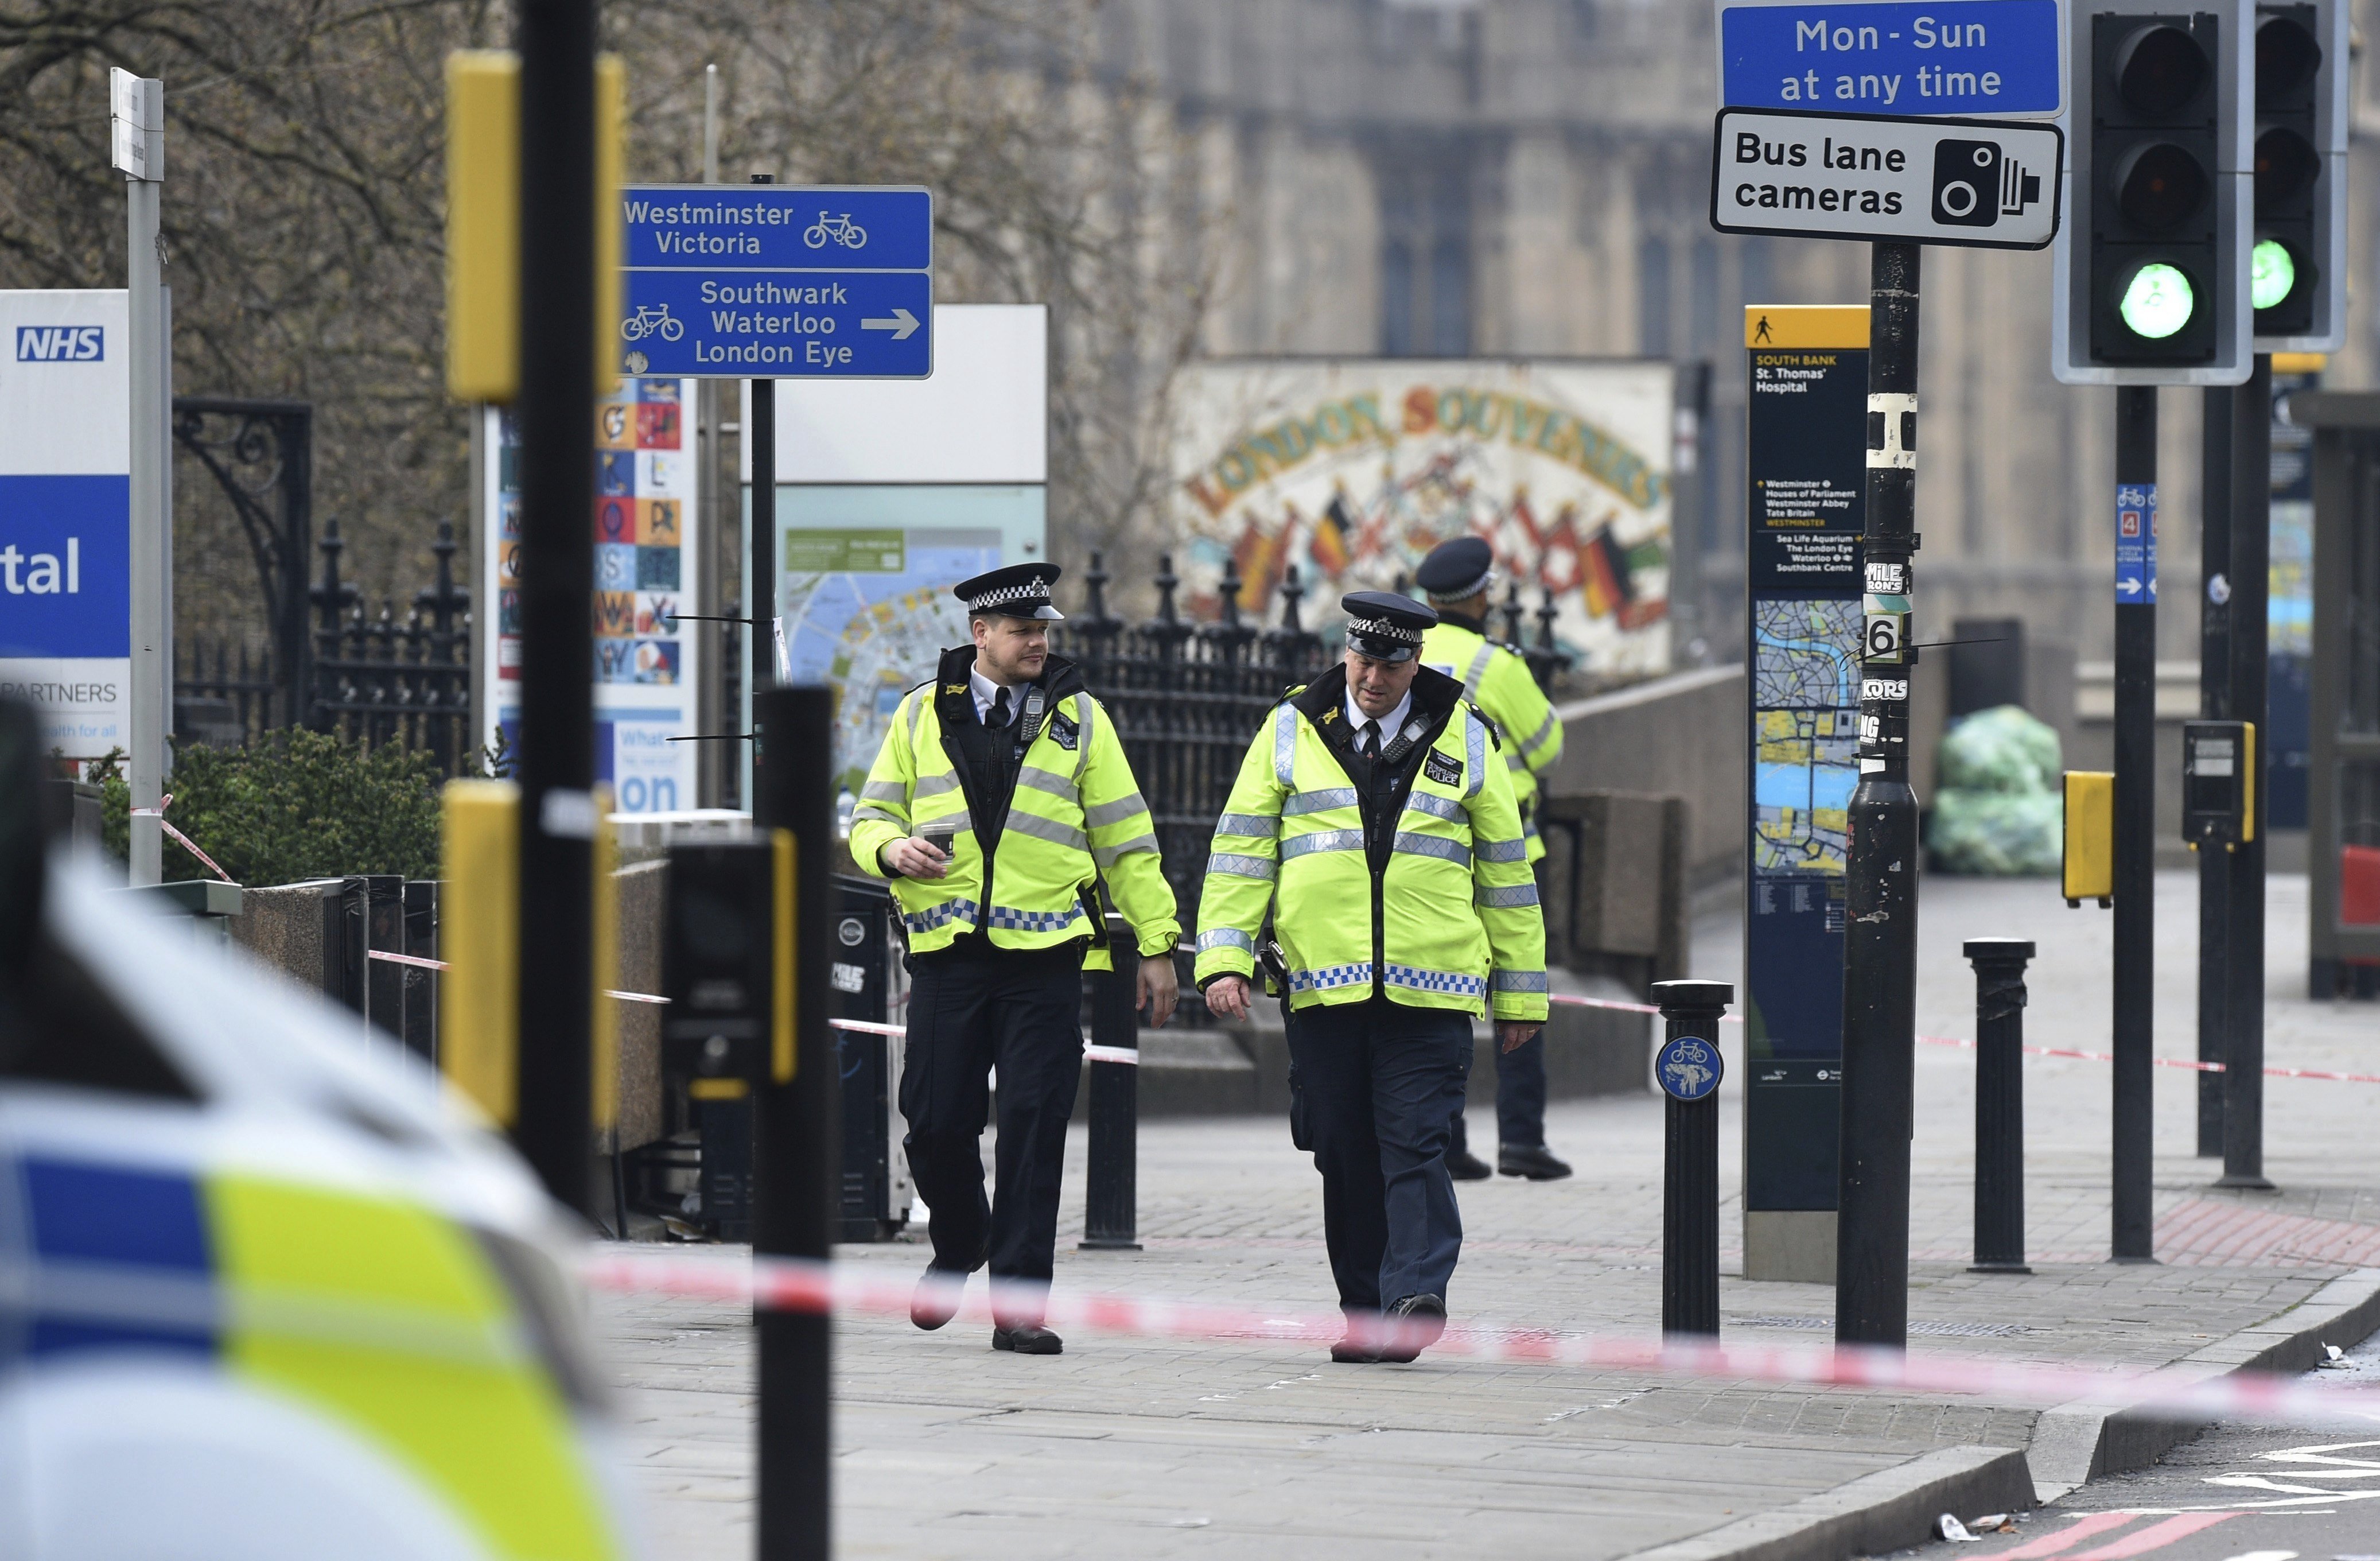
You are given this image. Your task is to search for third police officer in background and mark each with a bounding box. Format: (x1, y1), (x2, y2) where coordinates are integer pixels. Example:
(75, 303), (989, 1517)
(1414, 537), (1570, 1182)
(1196, 592), (1546, 1363)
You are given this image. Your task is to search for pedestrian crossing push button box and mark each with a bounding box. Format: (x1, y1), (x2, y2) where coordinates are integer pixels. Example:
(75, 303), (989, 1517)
(2181, 720), (2255, 851)
(661, 835), (795, 1092)
(2063, 770), (2114, 908)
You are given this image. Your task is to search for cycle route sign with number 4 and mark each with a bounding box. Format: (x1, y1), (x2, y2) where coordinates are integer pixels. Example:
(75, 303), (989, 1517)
(617, 184), (931, 380)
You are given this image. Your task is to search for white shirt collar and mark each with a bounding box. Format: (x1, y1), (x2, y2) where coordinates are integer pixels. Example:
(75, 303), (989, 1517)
(1344, 686), (1412, 742)
(969, 663), (1017, 723)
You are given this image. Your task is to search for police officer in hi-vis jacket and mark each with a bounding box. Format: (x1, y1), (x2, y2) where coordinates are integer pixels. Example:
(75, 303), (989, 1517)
(1195, 592), (1547, 1363)
(849, 562), (1179, 1356)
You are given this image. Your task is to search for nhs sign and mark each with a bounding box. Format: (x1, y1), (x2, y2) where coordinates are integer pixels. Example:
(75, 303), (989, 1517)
(15, 325), (104, 362)
(0, 290), (131, 756)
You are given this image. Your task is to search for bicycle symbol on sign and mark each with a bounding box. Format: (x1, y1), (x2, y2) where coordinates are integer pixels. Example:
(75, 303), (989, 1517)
(803, 211), (868, 250)
(620, 303), (683, 343)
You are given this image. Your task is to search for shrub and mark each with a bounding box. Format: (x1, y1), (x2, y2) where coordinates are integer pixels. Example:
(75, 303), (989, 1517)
(98, 729), (442, 885)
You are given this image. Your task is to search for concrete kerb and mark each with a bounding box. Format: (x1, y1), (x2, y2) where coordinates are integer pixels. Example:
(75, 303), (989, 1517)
(2029, 1264), (2380, 1502)
(1620, 1267), (2380, 1561)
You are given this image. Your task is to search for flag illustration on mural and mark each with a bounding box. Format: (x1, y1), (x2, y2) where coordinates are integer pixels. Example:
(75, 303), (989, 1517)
(1310, 487), (1355, 574)
(1231, 513), (1290, 612)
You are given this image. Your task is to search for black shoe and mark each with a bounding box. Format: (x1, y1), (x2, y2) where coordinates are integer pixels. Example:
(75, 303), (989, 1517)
(1445, 1146), (1493, 1181)
(909, 1237), (990, 1331)
(1498, 1144), (1573, 1181)
(992, 1323), (1064, 1354)
(1378, 1294), (1446, 1363)
(1329, 1336), (1383, 1364)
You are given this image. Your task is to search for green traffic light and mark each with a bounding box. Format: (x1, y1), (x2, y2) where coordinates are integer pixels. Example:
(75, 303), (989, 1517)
(2119, 263), (2195, 339)
(2251, 239), (2297, 310)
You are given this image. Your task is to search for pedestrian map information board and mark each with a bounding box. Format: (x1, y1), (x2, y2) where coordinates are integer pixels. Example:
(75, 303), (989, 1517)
(617, 185), (931, 380)
(479, 376), (703, 812)
(1716, 0), (2063, 117)
(0, 289), (130, 758)
(1743, 305), (1867, 1225)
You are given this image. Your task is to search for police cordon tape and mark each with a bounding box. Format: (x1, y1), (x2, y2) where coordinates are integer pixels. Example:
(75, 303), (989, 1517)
(362, 950), (2378, 1083)
(578, 1247), (2380, 1426)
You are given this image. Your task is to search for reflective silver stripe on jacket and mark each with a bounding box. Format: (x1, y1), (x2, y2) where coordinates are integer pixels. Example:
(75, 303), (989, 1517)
(1491, 970), (1549, 994)
(1463, 643), (1496, 697)
(911, 771), (963, 800)
(1273, 703), (1298, 786)
(1072, 693), (1099, 779)
(1002, 810), (1090, 854)
(1391, 830), (1469, 867)
(1402, 790), (1463, 824)
(1281, 829), (1365, 860)
(1215, 811), (1277, 838)
(1464, 715), (1487, 798)
(1208, 852), (1277, 880)
(1092, 832), (1159, 868)
(861, 778), (908, 804)
(1285, 787), (1360, 817)
(1475, 882), (1541, 908)
(1520, 706), (1560, 758)
(1084, 791), (1149, 829)
(1016, 766), (1077, 802)
(851, 805), (905, 828)
(1196, 927), (1255, 954)
(1475, 835), (1529, 863)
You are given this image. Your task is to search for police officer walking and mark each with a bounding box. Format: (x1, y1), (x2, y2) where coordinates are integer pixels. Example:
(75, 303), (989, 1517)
(1196, 592), (1547, 1362)
(850, 562), (1180, 1356)
(1413, 537), (1572, 1183)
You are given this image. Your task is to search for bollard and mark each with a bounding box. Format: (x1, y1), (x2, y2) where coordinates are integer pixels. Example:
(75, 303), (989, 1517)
(1654, 980), (1732, 1338)
(1965, 938), (2035, 1275)
(1080, 914), (1142, 1251)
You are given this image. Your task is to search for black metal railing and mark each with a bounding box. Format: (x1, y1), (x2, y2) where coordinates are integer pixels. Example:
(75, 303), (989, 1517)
(175, 517), (473, 771)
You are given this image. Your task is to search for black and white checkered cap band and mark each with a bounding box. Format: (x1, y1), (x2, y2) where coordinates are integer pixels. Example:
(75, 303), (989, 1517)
(966, 582), (1052, 611)
(1347, 615), (1424, 644)
(1425, 566), (1496, 604)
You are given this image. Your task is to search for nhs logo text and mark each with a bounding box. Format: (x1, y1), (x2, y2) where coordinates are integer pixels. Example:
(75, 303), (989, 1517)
(15, 327), (104, 362)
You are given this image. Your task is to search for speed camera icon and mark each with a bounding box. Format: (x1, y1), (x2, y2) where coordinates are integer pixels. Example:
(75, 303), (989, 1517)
(1931, 139), (2044, 228)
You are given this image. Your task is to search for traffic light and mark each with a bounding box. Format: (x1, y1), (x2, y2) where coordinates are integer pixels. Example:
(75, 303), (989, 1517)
(2054, 2), (2253, 385)
(2248, 2), (2347, 350)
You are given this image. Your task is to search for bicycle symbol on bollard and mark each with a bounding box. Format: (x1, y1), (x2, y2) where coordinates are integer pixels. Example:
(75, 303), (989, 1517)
(620, 302), (684, 343)
(803, 211), (868, 250)
(1657, 1035), (1722, 1101)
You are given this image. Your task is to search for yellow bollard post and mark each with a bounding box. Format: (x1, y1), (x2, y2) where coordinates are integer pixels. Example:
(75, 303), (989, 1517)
(439, 780), (520, 1124)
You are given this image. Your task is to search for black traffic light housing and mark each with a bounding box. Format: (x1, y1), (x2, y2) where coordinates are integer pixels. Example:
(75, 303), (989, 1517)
(2055, 2), (2252, 385)
(2249, 1), (2347, 351)
(660, 835), (794, 1090)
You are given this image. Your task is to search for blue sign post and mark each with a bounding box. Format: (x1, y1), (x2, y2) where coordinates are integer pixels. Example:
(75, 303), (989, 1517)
(1717, 0), (2063, 117)
(617, 185), (932, 379)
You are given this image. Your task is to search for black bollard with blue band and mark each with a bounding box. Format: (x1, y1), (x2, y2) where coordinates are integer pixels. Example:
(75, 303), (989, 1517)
(1655, 980), (1732, 1338)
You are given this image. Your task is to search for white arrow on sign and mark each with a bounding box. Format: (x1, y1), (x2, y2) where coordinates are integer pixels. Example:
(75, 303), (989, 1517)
(861, 308), (920, 340)
(2118, 577), (2145, 596)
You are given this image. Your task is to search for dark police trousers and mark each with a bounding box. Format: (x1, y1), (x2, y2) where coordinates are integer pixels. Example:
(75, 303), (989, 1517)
(899, 938), (1084, 1298)
(1450, 856), (1551, 1156)
(1285, 996), (1473, 1313)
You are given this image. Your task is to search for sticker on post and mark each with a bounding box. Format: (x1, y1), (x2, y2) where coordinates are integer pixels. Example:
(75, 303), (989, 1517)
(1657, 1035), (1724, 1101)
(1861, 677), (1910, 701)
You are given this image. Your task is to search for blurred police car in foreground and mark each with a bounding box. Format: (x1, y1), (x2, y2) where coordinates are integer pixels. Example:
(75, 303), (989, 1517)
(0, 705), (638, 1559)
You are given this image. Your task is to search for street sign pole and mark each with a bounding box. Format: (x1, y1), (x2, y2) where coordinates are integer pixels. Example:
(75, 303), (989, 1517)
(2196, 384), (2233, 1158)
(513, 0), (599, 1217)
(111, 69), (166, 889)
(1835, 239), (1922, 1349)
(748, 173), (777, 704)
(2219, 354), (2274, 1190)
(2112, 387), (2158, 1260)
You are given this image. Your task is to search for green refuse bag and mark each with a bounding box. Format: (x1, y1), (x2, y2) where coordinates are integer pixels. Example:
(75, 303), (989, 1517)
(1928, 705), (2063, 876)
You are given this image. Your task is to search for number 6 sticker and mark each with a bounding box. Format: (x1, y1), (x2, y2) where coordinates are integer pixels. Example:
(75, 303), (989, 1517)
(1865, 611), (1905, 662)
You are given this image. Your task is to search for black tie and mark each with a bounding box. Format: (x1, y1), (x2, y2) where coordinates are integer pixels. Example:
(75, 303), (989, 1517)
(990, 687), (1012, 728)
(1360, 720), (1382, 761)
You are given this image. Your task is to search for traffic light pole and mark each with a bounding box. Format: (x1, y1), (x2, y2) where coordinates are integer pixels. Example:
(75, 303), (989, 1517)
(2111, 386), (2157, 1262)
(1835, 240), (1921, 1351)
(748, 172), (777, 704)
(752, 685), (836, 1561)
(2219, 354), (2273, 1190)
(2195, 385), (2233, 1157)
(512, 0), (598, 1216)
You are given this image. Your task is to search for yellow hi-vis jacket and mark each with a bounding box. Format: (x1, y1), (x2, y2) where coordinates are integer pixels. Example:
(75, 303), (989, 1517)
(849, 647), (1180, 959)
(1420, 615), (1565, 863)
(1193, 664), (1549, 1023)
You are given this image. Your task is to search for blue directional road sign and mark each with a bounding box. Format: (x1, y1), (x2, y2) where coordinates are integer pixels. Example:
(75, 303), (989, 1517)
(1717, 0), (2062, 118)
(2114, 483), (2157, 605)
(617, 184), (932, 379)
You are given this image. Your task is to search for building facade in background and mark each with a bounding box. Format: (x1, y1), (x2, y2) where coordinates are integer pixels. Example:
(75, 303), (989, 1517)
(1107, 0), (2380, 673)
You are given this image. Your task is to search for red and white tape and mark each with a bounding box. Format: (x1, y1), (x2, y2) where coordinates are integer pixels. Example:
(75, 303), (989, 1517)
(580, 1248), (2380, 1426)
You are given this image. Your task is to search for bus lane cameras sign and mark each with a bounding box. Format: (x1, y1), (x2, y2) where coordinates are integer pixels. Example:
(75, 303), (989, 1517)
(1709, 107), (2061, 249)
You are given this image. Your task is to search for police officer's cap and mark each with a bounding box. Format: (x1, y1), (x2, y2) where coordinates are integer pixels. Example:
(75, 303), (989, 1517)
(1414, 536), (1496, 604)
(1340, 591), (1436, 663)
(954, 562), (1065, 621)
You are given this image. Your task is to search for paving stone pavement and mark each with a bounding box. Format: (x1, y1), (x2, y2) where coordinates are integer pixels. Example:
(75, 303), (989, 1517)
(593, 872), (2380, 1560)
